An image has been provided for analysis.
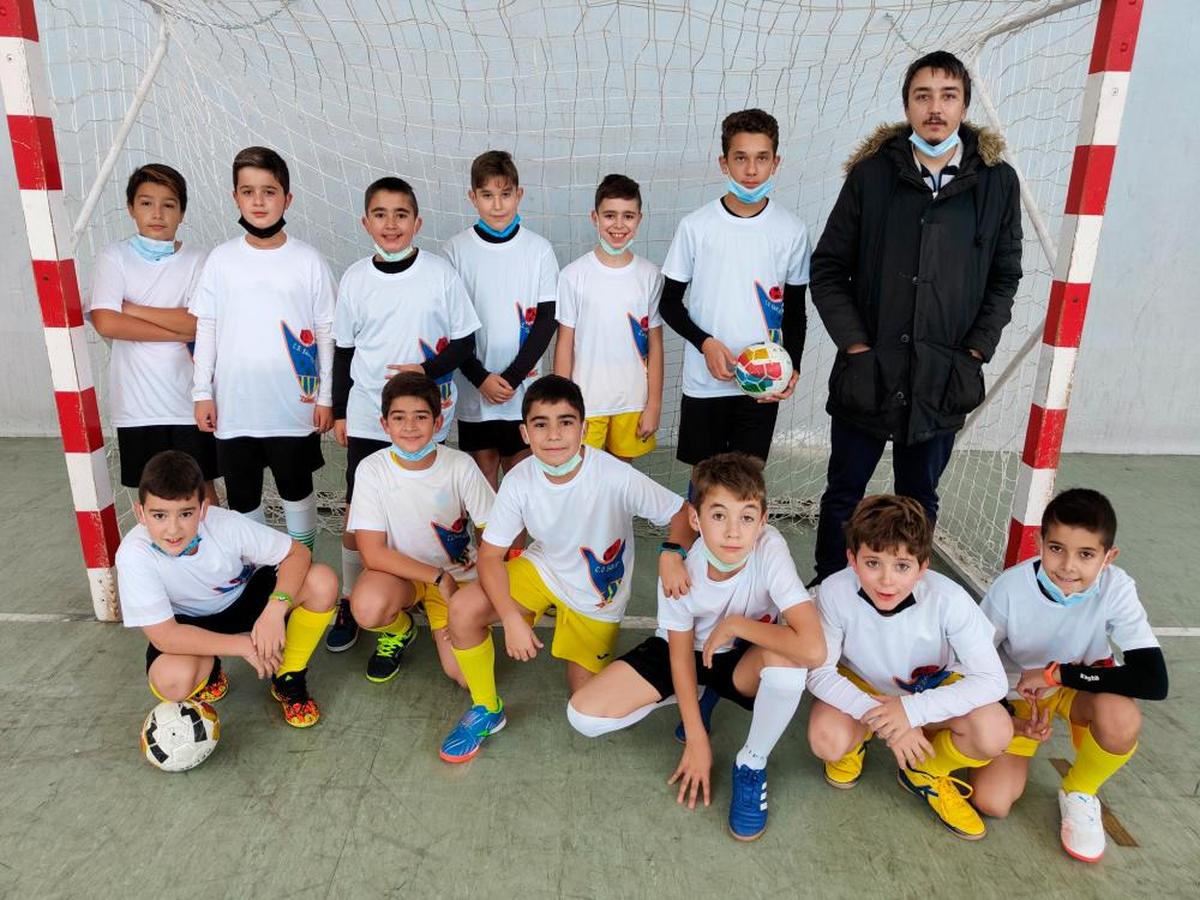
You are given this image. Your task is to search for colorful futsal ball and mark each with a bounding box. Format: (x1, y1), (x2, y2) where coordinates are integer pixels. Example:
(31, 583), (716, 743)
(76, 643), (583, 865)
(140, 699), (220, 772)
(734, 341), (794, 398)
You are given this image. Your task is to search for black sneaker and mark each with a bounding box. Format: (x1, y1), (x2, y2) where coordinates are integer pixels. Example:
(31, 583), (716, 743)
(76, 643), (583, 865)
(324, 597), (359, 652)
(365, 620), (418, 683)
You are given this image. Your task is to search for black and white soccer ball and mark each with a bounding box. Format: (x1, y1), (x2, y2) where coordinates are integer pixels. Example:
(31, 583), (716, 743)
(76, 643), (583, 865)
(140, 699), (220, 772)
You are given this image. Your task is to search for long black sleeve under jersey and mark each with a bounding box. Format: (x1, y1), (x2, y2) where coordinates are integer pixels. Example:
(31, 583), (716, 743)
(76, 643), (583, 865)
(1060, 646), (1169, 701)
(500, 300), (556, 389)
(332, 345), (354, 419)
(660, 277), (808, 365)
(421, 333), (475, 380)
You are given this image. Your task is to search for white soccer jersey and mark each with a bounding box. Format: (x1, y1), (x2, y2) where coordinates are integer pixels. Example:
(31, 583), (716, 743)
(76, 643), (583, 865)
(347, 444), (495, 581)
(656, 526), (809, 652)
(189, 235), (335, 438)
(661, 198), (811, 399)
(981, 559), (1159, 695)
(807, 566), (1007, 728)
(117, 506), (292, 627)
(556, 251), (663, 417)
(87, 239), (207, 427)
(444, 226), (559, 422)
(483, 448), (683, 622)
(333, 252), (479, 443)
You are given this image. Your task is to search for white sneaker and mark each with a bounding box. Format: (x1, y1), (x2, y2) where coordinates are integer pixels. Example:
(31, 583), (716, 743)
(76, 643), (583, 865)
(1058, 789), (1106, 862)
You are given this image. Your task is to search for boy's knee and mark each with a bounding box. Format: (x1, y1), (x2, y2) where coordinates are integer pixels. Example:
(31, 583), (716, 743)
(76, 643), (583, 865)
(302, 563), (339, 611)
(967, 704), (1015, 758)
(807, 722), (853, 762)
(566, 700), (615, 738)
(150, 669), (198, 703)
(1093, 694), (1141, 744)
(971, 790), (1015, 820)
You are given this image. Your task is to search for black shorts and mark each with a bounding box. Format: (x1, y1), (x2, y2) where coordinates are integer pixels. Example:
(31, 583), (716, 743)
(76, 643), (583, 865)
(117, 424), (219, 487)
(216, 433), (325, 508)
(144, 565), (277, 670)
(617, 635), (755, 711)
(676, 394), (779, 466)
(456, 418), (527, 458)
(345, 436), (389, 503)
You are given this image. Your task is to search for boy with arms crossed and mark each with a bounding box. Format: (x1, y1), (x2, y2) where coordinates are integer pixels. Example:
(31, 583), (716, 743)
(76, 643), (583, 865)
(568, 453), (825, 842)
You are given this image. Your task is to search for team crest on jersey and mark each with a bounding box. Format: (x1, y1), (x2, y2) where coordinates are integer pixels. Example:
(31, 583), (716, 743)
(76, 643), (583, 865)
(627, 313), (650, 363)
(281, 322), (319, 402)
(516, 303), (538, 379)
(419, 337), (455, 410)
(431, 516), (473, 568)
(213, 563), (255, 594)
(580, 539), (626, 608)
(755, 281), (784, 344)
(893, 664), (952, 694)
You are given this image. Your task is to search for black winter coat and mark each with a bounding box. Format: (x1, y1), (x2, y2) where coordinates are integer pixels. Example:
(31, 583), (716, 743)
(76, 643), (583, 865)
(811, 122), (1023, 444)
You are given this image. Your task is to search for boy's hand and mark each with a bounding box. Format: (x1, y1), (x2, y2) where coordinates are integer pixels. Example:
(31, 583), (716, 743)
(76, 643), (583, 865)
(250, 603), (287, 673)
(658, 551), (691, 599)
(701, 616), (743, 668)
(1015, 667), (1055, 702)
(500, 611), (543, 662)
(887, 727), (934, 770)
(637, 405), (660, 440)
(479, 374), (515, 404)
(313, 405), (334, 433)
(862, 694), (911, 741)
(700, 337), (736, 381)
(194, 399), (217, 432)
(668, 739), (712, 809)
(386, 363), (424, 375)
(1012, 703), (1053, 744)
(333, 419), (348, 447)
(238, 635), (271, 680)
(756, 370), (799, 404)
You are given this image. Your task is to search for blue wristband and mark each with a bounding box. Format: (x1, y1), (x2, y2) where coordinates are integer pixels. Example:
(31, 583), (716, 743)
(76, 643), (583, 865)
(659, 542), (687, 560)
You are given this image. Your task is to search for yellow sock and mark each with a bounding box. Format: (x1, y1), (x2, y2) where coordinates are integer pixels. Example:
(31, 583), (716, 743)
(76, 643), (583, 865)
(452, 633), (501, 712)
(364, 608), (413, 635)
(921, 729), (990, 777)
(1061, 727), (1135, 795)
(278, 606), (336, 675)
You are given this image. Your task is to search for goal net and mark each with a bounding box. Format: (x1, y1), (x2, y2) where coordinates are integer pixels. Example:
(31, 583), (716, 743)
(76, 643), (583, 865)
(36, 0), (1100, 591)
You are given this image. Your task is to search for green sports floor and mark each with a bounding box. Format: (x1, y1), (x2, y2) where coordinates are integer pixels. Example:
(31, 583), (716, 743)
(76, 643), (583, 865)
(0, 438), (1196, 899)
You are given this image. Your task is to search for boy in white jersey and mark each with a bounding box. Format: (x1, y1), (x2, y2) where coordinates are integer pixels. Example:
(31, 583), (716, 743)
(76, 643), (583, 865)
(971, 489), (1168, 863)
(87, 164), (217, 502)
(660, 109), (811, 472)
(346, 373), (495, 686)
(325, 177), (481, 657)
(445, 150), (559, 491)
(190, 147), (335, 551)
(568, 453), (825, 841)
(806, 495), (1011, 840)
(438, 375), (690, 763)
(554, 174), (664, 462)
(117, 451), (337, 727)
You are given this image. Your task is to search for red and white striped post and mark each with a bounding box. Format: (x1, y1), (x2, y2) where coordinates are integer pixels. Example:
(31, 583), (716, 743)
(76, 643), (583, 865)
(1005, 0), (1143, 567)
(1, 0), (121, 619)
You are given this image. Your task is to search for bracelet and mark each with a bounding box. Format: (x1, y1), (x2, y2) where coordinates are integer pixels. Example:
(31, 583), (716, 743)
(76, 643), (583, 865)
(269, 591), (293, 609)
(1043, 661), (1060, 687)
(659, 541), (687, 560)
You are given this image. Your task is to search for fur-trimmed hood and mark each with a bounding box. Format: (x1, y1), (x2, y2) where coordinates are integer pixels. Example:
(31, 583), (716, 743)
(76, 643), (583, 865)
(843, 121), (1007, 174)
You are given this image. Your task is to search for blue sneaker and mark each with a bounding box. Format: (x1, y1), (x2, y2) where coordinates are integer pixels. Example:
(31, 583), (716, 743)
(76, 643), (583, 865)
(728, 763), (769, 841)
(439, 703), (507, 763)
(674, 686), (721, 744)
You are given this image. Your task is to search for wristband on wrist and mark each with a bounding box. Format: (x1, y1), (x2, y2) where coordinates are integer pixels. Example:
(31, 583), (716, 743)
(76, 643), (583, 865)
(270, 591), (293, 609)
(1043, 661), (1060, 687)
(659, 541), (687, 560)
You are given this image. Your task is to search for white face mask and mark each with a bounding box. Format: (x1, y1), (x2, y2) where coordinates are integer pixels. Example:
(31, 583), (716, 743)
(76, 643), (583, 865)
(701, 541), (750, 573)
(534, 450), (582, 477)
(374, 242), (415, 263)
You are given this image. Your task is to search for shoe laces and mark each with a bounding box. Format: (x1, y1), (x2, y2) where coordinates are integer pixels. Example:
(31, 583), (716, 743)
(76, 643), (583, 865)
(375, 631), (408, 657)
(732, 765), (765, 803)
(1064, 791), (1101, 825)
(929, 773), (974, 809)
(334, 600), (354, 628)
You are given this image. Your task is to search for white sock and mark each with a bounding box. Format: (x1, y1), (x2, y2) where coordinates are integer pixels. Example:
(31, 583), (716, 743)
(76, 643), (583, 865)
(567, 695), (677, 738)
(281, 494), (318, 550)
(735, 666), (806, 770)
(243, 504), (267, 525)
(341, 546), (363, 597)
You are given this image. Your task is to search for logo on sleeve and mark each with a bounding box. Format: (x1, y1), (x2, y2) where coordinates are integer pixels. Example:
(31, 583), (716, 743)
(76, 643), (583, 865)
(755, 281), (783, 344)
(627, 313), (650, 363)
(213, 563), (255, 594)
(419, 337), (455, 411)
(580, 539), (626, 608)
(281, 322), (318, 403)
(893, 665), (952, 694)
(431, 516), (473, 569)
(516, 303), (538, 379)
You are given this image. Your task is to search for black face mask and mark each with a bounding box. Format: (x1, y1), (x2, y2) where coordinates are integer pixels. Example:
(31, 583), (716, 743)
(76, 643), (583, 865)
(238, 215), (286, 239)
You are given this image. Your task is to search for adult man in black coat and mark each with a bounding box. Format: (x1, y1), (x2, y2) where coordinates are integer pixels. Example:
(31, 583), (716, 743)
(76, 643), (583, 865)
(810, 50), (1022, 583)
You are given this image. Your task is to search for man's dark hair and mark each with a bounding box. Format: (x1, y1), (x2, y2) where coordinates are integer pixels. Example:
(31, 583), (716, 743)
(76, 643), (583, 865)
(138, 450), (205, 505)
(232, 146), (290, 194)
(720, 108), (779, 156)
(594, 173), (641, 211)
(470, 150), (520, 191)
(902, 50), (972, 108)
(521, 374), (585, 422)
(364, 176), (419, 217)
(381, 371), (441, 418)
(125, 164), (188, 213)
(1041, 488), (1118, 550)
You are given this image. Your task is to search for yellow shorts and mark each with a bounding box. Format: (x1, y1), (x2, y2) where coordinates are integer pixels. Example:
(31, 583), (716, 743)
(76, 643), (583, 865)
(584, 411), (655, 459)
(411, 580), (450, 632)
(1006, 687), (1082, 757)
(506, 556), (620, 673)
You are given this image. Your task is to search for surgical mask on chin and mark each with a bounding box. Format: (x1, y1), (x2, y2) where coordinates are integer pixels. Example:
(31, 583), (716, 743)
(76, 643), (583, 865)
(390, 441), (436, 463)
(597, 236), (629, 256)
(151, 534), (201, 557)
(701, 542), (750, 574)
(1036, 563), (1102, 608)
(130, 234), (176, 262)
(475, 214), (521, 239)
(374, 242), (415, 263)
(534, 451), (582, 477)
(726, 177), (774, 204)
(909, 128), (960, 158)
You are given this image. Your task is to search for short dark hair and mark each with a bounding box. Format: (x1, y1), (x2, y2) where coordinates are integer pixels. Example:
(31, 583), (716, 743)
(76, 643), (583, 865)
(125, 164), (188, 212)
(594, 173), (641, 211)
(364, 176), (419, 217)
(521, 374), (585, 422)
(232, 146), (290, 194)
(902, 50), (972, 108)
(1041, 488), (1118, 550)
(470, 150), (520, 191)
(138, 450), (205, 505)
(720, 108), (779, 156)
(844, 494), (933, 564)
(692, 453), (766, 514)
(380, 371), (441, 418)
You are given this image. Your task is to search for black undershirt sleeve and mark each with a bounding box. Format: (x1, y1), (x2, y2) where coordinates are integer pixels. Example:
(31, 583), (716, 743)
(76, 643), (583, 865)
(501, 300), (556, 388)
(658, 277), (710, 352)
(332, 345), (354, 419)
(459, 353), (489, 389)
(1060, 646), (1169, 701)
(781, 283), (807, 366)
(420, 333), (475, 380)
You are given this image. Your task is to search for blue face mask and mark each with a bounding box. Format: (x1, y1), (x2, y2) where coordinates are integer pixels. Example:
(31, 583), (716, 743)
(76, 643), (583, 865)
(909, 128), (961, 159)
(374, 242), (415, 263)
(701, 542), (750, 574)
(475, 214), (521, 239)
(390, 442), (437, 464)
(151, 534), (201, 557)
(726, 177), (774, 204)
(597, 237), (629, 256)
(130, 234), (176, 263)
(534, 450), (583, 477)
(1036, 563), (1102, 608)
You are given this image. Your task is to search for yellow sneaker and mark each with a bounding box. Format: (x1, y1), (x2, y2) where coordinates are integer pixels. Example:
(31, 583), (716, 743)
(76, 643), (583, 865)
(824, 740), (868, 789)
(897, 768), (986, 840)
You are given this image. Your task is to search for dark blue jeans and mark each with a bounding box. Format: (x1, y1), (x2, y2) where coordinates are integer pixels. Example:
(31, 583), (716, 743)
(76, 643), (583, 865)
(813, 417), (956, 582)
